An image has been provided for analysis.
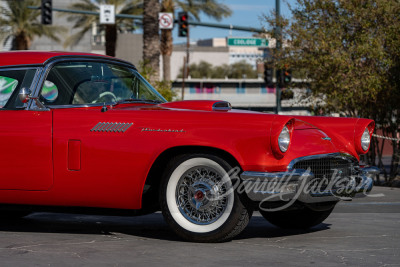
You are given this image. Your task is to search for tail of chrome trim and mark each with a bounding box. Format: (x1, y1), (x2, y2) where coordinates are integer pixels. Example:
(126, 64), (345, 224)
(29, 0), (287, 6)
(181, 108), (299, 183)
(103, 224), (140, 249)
(241, 169), (307, 182)
(361, 166), (380, 177)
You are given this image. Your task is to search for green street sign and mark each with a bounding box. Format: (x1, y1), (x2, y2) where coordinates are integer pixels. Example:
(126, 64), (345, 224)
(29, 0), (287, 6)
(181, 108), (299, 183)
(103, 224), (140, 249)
(227, 37), (269, 47)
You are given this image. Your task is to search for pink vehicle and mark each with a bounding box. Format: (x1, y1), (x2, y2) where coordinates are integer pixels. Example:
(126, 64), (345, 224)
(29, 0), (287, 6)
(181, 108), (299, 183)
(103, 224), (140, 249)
(0, 51), (378, 242)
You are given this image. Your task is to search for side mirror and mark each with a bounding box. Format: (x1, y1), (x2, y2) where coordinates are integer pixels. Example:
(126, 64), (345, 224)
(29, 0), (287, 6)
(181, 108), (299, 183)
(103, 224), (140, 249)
(19, 88), (32, 103)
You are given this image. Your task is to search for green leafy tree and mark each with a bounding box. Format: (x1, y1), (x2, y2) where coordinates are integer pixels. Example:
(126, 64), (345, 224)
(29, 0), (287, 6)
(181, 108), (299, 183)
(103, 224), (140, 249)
(160, 0), (231, 81)
(138, 60), (177, 102)
(0, 0), (64, 50)
(179, 60), (257, 79)
(228, 61), (258, 79)
(212, 64), (229, 78)
(187, 61), (213, 78)
(65, 0), (142, 57)
(263, 0), (400, 182)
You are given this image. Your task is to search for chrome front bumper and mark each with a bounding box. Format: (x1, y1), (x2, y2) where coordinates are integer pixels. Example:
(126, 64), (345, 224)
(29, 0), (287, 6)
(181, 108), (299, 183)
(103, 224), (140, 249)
(240, 167), (378, 203)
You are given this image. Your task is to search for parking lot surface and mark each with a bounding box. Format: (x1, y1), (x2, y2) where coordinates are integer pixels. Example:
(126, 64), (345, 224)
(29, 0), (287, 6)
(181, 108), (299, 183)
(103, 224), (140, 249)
(0, 186), (399, 266)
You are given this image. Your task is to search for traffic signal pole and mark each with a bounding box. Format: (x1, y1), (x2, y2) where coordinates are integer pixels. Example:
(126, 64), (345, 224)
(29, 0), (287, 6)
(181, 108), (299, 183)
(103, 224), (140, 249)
(178, 12), (190, 100)
(28, 6), (263, 33)
(275, 0), (281, 114)
(186, 23), (190, 81)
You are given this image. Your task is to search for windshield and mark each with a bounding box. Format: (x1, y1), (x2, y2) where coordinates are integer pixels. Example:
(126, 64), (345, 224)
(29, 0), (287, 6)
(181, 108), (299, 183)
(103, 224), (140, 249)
(40, 61), (167, 106)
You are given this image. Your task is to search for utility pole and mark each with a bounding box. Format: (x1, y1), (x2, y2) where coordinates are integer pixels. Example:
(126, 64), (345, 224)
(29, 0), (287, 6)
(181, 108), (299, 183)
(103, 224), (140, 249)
(181, 56), (186, 100)
(186, 24), (190, 82)
(182, 32), (189, 100)
(275, 0), (282, 114)
(178, 12), (190, 100)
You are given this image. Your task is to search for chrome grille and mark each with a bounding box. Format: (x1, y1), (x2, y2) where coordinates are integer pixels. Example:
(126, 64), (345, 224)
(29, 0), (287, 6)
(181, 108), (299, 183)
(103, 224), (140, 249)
(292, 157), (357, 188)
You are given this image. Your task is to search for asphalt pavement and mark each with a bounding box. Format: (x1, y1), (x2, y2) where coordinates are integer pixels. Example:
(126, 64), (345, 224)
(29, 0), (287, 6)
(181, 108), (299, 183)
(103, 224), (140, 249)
(0, 186), (399, 266)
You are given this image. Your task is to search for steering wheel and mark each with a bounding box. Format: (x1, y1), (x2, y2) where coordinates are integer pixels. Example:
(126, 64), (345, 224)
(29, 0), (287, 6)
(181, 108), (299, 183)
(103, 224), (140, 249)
(92, 91), (117, 104)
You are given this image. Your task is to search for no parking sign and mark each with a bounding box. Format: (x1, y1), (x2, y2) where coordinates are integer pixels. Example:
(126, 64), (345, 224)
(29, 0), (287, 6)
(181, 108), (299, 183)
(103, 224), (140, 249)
(159, 13), (174, 29)
(100, 5), (115, 24)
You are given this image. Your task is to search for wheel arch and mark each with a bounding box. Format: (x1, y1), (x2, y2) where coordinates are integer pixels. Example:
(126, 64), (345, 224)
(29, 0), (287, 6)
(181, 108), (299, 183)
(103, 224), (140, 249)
(139, 145), (242, 212)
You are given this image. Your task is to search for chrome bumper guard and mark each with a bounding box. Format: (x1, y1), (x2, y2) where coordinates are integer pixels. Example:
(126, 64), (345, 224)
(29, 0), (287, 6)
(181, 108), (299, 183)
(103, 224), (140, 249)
(240, 167), (378, 203)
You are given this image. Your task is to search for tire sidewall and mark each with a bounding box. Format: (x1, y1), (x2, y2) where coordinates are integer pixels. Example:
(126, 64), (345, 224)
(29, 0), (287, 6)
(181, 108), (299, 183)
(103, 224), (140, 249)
(160, 154), (246, 241)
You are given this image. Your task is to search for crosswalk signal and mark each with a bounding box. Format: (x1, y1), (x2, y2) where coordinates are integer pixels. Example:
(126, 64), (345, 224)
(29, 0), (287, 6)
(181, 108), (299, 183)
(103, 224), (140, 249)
(41, 0), (52, 25)
(178, 12), (188, 37)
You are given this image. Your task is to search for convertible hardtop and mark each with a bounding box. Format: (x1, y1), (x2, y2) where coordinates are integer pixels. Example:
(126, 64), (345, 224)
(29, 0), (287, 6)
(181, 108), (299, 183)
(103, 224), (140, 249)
(0, 51), (128, 67)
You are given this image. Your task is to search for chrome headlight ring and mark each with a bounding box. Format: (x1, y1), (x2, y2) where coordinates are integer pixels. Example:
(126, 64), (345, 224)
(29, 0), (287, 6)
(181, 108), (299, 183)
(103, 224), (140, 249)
(361, 128), (371, 151)
(278, 125), (291, 153)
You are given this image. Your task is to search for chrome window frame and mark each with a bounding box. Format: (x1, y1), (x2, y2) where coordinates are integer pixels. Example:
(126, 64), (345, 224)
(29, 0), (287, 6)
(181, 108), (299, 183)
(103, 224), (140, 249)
(28, 56), (166, 110)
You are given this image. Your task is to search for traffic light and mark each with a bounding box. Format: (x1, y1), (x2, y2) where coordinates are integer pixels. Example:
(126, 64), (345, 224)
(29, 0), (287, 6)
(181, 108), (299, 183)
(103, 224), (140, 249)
(283, 68), (292, 85)
(264, 62), (273, 87)
(178, 12), (188, 37)
(41, 0), (52, 25)
(276, 67), (292, 87)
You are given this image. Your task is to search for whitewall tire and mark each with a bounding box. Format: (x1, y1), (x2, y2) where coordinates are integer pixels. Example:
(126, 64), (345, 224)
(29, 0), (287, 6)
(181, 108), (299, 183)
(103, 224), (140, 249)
(160, 154), (252, 242)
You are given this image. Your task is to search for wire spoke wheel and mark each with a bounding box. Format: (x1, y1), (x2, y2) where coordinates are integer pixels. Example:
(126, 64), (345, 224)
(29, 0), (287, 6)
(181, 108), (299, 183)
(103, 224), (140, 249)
(160, 154), (252, 242)
(176, 166), (229, 225)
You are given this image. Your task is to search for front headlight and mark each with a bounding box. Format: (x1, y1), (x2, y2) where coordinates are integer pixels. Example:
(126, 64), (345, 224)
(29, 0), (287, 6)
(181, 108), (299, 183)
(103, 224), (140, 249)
(361, 128), (371, 151)
(278, 126), (291, 152)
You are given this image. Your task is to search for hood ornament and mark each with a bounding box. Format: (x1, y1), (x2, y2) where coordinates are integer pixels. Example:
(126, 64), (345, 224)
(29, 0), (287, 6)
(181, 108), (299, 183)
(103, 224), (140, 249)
(322, 137), (331, 141)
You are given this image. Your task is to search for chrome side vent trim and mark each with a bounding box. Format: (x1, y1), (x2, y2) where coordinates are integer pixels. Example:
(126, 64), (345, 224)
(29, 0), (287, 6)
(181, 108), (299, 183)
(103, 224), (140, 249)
(91, 122), (133, 133)
(212, 101), (232, 111)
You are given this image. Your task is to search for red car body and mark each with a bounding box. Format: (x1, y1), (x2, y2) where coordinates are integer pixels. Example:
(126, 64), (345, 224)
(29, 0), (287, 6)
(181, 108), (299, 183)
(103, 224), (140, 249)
(0, 51), (377, 242)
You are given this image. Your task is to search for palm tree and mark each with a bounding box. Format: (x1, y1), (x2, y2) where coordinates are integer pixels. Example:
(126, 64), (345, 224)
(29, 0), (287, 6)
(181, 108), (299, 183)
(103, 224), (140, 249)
(0, 0), (64, 50)
(160, 0), (232, 81)
(142, 0), (160, 84)
(65, 0), (142, 57)
(160, 0), (174, 82)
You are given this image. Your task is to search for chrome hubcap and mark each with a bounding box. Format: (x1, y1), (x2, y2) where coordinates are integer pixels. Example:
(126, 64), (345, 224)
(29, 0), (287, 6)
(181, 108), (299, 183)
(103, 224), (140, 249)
(176, 166), (229, 225)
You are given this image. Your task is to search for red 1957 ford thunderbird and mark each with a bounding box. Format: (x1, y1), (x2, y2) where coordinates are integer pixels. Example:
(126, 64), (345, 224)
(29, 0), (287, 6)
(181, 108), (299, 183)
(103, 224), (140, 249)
(0, 51), (378, 242)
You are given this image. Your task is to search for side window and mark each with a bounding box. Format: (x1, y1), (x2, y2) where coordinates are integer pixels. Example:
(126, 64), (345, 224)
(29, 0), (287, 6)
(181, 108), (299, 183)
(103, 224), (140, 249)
(0, 76), (18, 107)
(0, 68), (37, 109)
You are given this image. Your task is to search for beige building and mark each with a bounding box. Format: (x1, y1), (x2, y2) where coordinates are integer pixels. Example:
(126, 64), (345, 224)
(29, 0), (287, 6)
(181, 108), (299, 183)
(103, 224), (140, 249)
(169, 37), (270, 80)
(169, 45), (230, 80)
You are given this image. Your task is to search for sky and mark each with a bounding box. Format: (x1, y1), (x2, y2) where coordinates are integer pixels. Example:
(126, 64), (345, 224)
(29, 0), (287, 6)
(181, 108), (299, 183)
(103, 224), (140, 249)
(172, 0), (297, 43)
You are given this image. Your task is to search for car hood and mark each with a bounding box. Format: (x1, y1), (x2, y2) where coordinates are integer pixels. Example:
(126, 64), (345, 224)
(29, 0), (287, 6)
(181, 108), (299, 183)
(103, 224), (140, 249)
(106, 100), (372, 160)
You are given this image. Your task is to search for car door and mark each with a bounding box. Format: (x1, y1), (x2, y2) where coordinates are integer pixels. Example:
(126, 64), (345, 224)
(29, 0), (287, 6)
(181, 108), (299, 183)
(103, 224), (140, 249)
(0, 67), (53, 190)
(39, 60), (165, 209)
